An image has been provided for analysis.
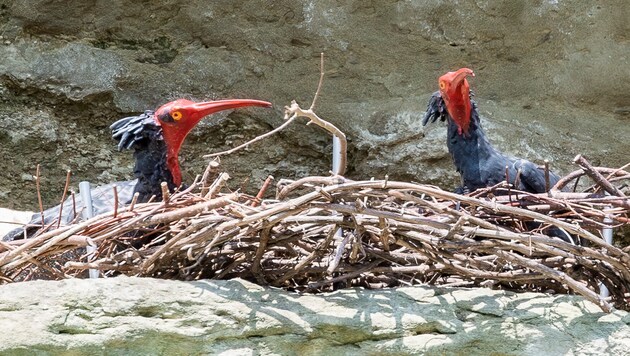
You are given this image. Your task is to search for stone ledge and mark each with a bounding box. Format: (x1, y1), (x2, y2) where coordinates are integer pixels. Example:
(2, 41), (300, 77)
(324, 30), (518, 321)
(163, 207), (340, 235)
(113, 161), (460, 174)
(0, 276), (628, 355)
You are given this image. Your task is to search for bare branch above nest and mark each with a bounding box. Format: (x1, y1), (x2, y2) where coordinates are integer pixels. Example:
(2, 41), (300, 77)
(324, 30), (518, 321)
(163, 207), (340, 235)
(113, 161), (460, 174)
(573, 155), (628, 203)
(283, 99), (347, 175)
(203, 115), (298, 159)
(203, 53), (347, 175)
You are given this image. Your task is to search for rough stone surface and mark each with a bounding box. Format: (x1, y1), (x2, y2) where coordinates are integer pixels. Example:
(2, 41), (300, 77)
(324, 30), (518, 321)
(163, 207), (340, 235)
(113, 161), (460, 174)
(0, 277), (628, 355)
(0, 1), (628, 209)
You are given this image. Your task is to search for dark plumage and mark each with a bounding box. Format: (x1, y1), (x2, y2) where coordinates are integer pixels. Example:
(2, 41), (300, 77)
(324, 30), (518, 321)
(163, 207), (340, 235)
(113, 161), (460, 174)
(423, 68), (560, 194)
(3, 98), (272, 241)
(422, 69), (575, 244)
(110, 110), (175, 203)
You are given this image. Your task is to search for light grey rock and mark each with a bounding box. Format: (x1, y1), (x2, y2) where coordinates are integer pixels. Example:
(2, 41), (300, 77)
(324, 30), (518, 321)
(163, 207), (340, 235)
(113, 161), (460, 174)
(0, 0), (628, 210)
(0, 277), (628, 355)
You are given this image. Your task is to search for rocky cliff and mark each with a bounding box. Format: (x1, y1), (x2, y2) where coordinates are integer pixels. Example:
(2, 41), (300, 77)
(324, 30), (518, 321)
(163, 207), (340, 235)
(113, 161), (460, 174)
(0, 0), (628, 210)
(1, 277), (628, 355)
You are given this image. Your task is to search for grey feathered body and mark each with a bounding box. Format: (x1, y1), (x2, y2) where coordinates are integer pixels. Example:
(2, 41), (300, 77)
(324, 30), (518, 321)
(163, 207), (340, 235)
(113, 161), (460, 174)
(423, 92), (560, 193)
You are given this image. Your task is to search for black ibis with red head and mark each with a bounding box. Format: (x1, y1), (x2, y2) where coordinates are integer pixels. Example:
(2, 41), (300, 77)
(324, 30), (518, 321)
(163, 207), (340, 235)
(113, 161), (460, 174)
(3, 98), (272, 241)
(423, 68), (561, 194)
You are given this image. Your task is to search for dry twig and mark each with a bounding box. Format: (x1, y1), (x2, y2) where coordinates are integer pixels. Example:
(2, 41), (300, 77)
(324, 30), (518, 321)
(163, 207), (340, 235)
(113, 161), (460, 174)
(0, 165), (628, 313)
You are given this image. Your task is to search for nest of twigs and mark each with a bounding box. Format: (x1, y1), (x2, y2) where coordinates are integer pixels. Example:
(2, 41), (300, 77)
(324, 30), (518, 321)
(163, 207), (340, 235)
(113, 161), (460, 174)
(1, 56), (629, 313)
(1, 158), (629, 313)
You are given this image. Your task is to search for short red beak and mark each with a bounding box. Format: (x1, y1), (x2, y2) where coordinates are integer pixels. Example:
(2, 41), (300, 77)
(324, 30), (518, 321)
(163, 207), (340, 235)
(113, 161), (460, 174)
(156, 98), (273, 186)
(439, 68), (475, 135)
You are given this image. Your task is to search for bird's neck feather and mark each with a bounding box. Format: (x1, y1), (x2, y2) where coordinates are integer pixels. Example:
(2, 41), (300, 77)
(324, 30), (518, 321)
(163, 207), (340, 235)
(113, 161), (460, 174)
(446, 104), (499, 190)
(132, 138), (177, 203)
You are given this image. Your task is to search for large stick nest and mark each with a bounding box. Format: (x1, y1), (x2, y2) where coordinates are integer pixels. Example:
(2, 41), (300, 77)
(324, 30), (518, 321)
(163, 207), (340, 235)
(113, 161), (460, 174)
(1, 163), (629, 313)
(1, 55), (629, 313)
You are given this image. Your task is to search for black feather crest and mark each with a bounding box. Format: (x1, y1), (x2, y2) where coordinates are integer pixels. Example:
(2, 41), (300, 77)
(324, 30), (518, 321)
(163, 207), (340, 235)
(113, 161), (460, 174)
(422, 91), (446, 126)
(110, 111), (161, 151)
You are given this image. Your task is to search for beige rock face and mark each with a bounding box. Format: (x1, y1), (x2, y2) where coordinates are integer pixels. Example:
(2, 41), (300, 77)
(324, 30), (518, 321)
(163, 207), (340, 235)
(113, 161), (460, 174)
(0, 1), (628, 209)
(0, 277), (628, 355)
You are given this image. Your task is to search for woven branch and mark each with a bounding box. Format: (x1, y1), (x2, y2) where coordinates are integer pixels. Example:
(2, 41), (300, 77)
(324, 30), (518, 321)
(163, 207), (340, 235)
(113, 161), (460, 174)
(1, 163), (628, 313)
(2, 56), (628, 313)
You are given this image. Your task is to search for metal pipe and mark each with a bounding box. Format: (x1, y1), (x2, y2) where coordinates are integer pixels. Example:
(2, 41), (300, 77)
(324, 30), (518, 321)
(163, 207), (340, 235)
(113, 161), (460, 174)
(79, 181), (99, 279)
(332, 135), (344, 249)
(600, 213), (613, 298)
(332, 135), (342, 175)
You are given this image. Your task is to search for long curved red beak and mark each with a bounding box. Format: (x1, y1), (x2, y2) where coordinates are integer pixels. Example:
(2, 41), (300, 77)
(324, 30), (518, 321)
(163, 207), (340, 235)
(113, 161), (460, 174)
(159, 98), (273, 186)
(186, 99), (273, 123)
(439, 68), (475, 135)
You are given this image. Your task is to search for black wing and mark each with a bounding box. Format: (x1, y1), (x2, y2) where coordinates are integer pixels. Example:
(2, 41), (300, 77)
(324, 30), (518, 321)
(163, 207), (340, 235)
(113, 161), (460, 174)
(511, 159), (561, 193)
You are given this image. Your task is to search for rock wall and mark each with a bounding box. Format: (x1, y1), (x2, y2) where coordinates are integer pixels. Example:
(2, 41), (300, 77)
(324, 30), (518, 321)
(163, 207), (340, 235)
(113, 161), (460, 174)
(0, 277), (628, 355)
(0, 0), (628, 209)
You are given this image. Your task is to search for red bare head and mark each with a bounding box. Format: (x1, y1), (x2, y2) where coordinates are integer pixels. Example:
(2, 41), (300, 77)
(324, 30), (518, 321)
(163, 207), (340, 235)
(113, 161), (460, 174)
(154, 98), (272, 186)
(438, 68), (475, 135)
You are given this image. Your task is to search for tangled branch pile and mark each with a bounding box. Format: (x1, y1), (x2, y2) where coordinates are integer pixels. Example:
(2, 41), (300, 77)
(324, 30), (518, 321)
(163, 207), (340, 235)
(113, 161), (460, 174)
(1, 160), (629, 313)
(1, 56), (629, 313)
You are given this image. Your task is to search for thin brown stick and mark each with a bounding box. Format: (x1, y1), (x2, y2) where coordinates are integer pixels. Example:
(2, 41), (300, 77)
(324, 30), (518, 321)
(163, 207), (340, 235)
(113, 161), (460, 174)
(56, 170), (72, 228)
(206, 173), (230, 199)
(128, 192), (140, 212)
(204, 116), (298, 159)
(328, 230), (350, 274)
(553, 167), (629, 191)
(251, 227), (272, 284)
(494, 249), (612, 313)
(574, 155), (627, 199)
(251, 175), (274, 207)
(35, 164), (44, 228)
(544, 160), (551, 194)
(112, 185), (119, 219)
(147, 192), (239, 226)
(309, 261), (382, 290)
(274, 226), (338, 286)
(283, 101), (347, 176)
(277, 176), (348, 200)
(200, 159), (221, 196)
(161, 182), (170, 204)
(309, 52), (325, 110)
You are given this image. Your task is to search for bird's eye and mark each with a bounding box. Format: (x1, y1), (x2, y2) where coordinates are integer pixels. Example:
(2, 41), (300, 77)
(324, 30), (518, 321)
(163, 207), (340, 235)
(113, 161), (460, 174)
(172, 111), (183, 121)
(439, 81), (446, 90)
